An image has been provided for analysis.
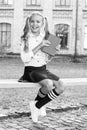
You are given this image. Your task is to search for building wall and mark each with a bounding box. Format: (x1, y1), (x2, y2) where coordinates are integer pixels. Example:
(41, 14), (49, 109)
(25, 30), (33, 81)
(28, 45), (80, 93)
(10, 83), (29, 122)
(0, 0), (87, 56)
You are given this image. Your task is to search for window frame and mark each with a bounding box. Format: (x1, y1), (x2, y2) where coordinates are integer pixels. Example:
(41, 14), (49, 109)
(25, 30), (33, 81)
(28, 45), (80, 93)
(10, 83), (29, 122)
(85, 0), (87, 6)
(55, 0), (71, 7)
(26, 0), (41, 6)
(54, 23), (69, 49)
(0, 0), (13, 6)
(0, 23), (11, 48)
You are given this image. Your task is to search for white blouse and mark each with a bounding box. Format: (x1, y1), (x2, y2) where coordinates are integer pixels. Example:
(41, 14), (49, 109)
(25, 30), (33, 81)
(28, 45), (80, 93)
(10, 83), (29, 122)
(20, 34), (48, 67)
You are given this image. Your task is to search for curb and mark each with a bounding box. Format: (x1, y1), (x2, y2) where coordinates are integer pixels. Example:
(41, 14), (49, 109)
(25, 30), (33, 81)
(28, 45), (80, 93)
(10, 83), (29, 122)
(0, 78), (87, 88)
(61, 78), (87, 86)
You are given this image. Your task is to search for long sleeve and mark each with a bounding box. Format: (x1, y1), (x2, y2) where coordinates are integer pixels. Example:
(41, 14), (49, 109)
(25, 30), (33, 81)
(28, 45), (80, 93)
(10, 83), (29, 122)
(20, 43), (34, 63)
(20, 34), (48, 67)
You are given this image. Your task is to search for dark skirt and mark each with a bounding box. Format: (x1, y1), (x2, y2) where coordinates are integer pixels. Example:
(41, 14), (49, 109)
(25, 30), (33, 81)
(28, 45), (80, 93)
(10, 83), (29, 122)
(22, 65), (59, 83)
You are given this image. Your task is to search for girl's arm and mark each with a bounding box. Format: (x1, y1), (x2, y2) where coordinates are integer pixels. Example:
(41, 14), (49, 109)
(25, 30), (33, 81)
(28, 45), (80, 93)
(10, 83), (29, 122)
(32, 40), (51, 54)
(20, 39), (51, 63)
(20, 42), (34, 63)
(32, 42), (43, 54)
(20, 40), (43, 63)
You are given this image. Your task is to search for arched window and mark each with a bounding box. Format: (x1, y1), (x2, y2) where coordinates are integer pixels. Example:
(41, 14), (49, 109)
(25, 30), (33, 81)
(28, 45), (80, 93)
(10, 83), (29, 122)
(55, 24), (69, 49)
(0, 23), (11, 51)
(85, 0), (87, 6)
(84, 25), (87, 49)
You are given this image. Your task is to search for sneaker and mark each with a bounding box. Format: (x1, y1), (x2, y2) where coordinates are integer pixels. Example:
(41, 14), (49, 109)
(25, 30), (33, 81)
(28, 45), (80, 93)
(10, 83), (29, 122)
(29, 101), (39, 122)
(40, 106), (46, 116)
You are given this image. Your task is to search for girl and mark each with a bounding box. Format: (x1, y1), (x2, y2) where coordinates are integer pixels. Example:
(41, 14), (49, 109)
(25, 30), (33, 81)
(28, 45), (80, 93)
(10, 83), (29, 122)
(20, 12), (64, 123)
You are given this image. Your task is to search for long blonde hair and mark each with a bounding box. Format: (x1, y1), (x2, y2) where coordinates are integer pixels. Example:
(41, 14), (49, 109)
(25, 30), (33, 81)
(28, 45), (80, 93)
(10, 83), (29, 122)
(21, 12), (50, 51)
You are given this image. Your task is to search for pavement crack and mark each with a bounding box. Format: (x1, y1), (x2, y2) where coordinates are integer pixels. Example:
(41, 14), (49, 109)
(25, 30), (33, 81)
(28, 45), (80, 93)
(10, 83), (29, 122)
(51, 105), (87, 113)
(0, 112), (31, 120)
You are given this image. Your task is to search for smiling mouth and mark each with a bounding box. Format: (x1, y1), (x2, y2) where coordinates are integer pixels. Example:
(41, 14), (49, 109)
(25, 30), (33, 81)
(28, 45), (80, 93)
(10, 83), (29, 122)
(32, 27), (38, 30)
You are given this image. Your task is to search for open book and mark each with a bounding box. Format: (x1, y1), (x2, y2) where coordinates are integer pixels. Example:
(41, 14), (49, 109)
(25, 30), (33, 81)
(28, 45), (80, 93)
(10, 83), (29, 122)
(41, 34), (61, 56)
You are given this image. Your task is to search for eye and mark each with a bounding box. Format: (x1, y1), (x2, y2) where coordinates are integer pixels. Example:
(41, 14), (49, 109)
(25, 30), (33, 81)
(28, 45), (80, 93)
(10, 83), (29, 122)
(37, 20), (41, 23)
(30, 20), (34, 23)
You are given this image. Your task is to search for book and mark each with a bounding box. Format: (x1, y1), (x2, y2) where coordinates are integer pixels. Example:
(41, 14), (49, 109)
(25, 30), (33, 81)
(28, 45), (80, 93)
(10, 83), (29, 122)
(41, 34), (61, 56)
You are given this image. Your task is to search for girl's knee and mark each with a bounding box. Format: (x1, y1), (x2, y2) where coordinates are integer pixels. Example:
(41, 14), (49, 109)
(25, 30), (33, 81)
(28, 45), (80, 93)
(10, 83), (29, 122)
(54, 79), (65, 94)
(45, 79), (53, 91)
(40, 79), (53, 91)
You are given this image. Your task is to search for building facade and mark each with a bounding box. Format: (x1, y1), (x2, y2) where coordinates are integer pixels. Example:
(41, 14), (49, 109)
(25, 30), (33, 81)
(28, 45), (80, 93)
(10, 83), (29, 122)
(0, 0), (87, 56)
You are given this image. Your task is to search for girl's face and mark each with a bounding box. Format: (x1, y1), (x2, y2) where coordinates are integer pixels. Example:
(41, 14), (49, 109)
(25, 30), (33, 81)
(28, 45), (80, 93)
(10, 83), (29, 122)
(30, 14), (43, 35)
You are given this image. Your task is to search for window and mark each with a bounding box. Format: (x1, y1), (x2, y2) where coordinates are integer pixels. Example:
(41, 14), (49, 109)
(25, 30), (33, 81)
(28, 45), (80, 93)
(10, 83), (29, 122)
(84, 26), (87, 49)
(26, 0), (41, 6)
(85, 0), (87, 6)
(0, 23), (11, 49)
(55, 24), (69, 49)
(55, 0), (71, 6)
(0, 0), (13, 5)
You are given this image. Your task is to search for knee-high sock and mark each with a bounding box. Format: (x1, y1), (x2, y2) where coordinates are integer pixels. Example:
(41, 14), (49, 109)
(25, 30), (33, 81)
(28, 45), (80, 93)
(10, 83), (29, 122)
(35, 88), (47, 101)
(35, 88), (59, 109)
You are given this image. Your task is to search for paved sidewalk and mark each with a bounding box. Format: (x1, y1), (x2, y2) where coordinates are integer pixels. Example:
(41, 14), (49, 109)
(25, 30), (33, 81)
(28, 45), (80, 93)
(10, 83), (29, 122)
(0, 79), (87, 129)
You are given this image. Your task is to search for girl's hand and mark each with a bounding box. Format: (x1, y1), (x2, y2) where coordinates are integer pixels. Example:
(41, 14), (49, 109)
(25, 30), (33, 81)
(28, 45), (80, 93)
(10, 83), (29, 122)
(48, 55), (54, 61)
(56, 44), (61, 51)
(23, 40), (29, 53)
(42, 40), (51, 47)
(23, 45), (29, 53)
